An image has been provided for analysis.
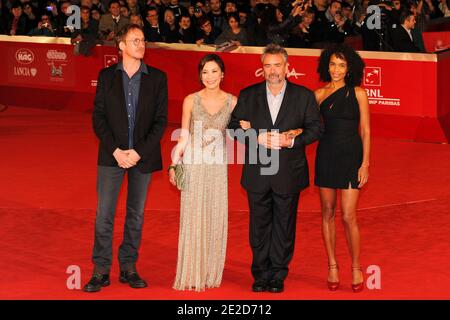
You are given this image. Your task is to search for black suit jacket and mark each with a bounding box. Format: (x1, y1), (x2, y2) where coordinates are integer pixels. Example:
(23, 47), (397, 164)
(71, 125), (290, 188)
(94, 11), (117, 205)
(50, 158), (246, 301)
(92, 63), (168, 173)
(391, 26), (420, 53)
(229, 81), (323, 194)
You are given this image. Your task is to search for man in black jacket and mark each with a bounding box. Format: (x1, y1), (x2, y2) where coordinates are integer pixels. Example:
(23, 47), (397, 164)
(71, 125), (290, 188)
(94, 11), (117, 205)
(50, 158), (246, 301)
(229, 44), (322, 293)
(83, 24), (168, 293)
(391, 9), (421, 52)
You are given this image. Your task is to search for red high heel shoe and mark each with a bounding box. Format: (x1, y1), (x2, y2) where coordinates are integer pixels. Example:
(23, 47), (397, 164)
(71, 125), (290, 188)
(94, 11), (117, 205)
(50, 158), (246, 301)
(327, 263), (340, 291)
(351, 266), (364, 293)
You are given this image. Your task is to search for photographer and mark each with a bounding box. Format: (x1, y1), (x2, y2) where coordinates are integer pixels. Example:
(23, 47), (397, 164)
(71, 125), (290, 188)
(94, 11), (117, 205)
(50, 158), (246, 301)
(28, 13), (56, 36)
(325, 0), (354, 42)
(71, 5), (99, 43)
(264, 1), (304, 46)
(360, 0), (397, 51)
(188, 1), (206, 29)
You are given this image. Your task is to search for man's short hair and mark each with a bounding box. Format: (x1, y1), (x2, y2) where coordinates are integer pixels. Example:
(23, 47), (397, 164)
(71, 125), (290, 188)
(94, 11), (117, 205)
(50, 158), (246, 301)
(261, 43), (288, 63)
(109, 0), (120, 8)
(115, 23), (144, 49)
(399, 10), (415, 25)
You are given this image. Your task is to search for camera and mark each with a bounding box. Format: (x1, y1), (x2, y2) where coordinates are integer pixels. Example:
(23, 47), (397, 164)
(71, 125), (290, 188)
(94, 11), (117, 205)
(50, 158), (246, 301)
(194, 6), (202, 14)
(42, 22), (49, 28)
(46, 5), (53, 11)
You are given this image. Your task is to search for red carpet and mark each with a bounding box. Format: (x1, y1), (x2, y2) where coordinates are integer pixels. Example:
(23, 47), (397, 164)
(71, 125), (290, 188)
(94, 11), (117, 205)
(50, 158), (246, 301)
(1, 107), (450, 300)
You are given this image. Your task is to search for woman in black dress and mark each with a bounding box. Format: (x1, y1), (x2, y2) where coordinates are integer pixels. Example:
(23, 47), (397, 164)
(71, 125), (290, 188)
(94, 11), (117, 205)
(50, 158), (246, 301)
(314, 44), (370, 292)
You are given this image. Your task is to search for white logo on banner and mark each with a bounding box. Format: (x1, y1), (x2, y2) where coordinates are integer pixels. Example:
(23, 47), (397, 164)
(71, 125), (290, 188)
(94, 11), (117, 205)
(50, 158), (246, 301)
(255, 66), (305, 79)
(15, 49), (35, 65)
(14, 66), (37, 77)
(46, 49), (68, 61)
(364, 67), (400, 107)
(104, 55), (118, 68)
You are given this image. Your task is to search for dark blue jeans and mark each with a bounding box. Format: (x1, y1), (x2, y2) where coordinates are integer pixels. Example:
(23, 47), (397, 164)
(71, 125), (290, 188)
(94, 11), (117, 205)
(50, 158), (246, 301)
(92, 165), (151, 274)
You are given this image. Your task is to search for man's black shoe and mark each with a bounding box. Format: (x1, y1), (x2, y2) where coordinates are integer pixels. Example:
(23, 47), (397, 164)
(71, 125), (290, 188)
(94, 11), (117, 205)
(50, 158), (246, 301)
(83, 273), (110, 293)
(252, 279), (268, 292)
(119, 270), (148, 288)
(268, 279), (284, 293)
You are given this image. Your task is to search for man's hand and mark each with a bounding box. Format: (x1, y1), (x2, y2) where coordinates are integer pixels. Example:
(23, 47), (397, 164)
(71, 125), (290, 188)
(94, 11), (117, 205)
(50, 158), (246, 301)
(113, 148), (137, 169)
(257, 132), (293, 149)
(126, 149), (141, 164)
(106, 31), (115, 41)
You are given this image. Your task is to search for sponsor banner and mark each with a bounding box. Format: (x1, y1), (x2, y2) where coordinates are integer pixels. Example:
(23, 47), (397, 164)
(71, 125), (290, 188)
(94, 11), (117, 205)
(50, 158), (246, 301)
(0, 41), (445, 121)
(7, 45), (75, 87)
(145, 49), (437, 120)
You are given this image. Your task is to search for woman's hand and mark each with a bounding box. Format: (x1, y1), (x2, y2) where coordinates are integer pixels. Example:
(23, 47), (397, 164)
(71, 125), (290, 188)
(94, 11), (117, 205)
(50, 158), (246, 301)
(358, 165), (369, 188)
(240, 120), (251, 130)
(168, 166), (176, 186)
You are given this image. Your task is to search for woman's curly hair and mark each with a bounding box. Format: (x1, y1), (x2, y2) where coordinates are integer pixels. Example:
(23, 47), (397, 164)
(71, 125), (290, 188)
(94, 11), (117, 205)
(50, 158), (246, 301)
(317, 43), (365, 87)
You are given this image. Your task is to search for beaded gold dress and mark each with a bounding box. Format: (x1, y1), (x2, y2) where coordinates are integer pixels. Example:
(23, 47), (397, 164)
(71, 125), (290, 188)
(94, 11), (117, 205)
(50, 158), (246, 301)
(173, 93), (232, 291)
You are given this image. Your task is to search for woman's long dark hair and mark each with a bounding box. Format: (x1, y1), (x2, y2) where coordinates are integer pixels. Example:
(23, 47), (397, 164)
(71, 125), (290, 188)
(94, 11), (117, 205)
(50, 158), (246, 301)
(317, 43), (365, 87)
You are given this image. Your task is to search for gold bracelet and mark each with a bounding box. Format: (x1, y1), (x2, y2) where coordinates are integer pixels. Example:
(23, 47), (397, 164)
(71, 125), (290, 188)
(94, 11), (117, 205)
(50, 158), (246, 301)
(168, 165), (176, 172)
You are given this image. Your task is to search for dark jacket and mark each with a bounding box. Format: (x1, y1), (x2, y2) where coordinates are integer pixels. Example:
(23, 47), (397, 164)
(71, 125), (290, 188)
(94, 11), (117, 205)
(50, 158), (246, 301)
(92, 63), (168, 173)
(391, 25), (421, 52)
(228, 81), (323, 194)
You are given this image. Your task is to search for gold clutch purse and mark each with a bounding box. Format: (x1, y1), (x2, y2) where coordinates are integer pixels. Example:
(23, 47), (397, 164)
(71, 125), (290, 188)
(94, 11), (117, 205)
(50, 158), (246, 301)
(169, 164), (185, 191)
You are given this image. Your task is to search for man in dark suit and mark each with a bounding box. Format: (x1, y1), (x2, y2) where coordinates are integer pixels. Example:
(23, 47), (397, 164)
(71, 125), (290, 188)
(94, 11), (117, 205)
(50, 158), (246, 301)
(83, 24), (168, 292)
(228, 44), (323, 293)
(391, 10), (421, 52)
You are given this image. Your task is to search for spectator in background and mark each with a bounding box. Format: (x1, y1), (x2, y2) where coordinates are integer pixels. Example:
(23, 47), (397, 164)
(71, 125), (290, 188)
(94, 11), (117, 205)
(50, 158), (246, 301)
(251, 2), (269, 46)
(324, 0), (353, 43)
(215, 11), (250, 46)
(391, 9), (421, 52)
(126, 0), (141, 16)
(91, 5), (102, 21)
(264, 3), (303, 47)
(71, 5), (99, 42)
(28, 13), (56, 36)
(188, 0), (206, 29)
(196, 17), (216, 44)
(208, 0), (226, 37)
(438, 0), (450, 16)
(98, 0), (130, 40)
(310, 0), (329, 44)
(162, 8), (180, 42)
(168, 0), (187, 20)
(22, 1), (38, 30)
(289, 7), (315, 48)
(130, 13), (144, 27)
(56, 0), (78, 37)
(178, 13), (196, 43)
(120, 3), (131, 18)
(92, 0), (107, 13)
(224, 0), (237, 14)
(6, 1), (28, 35)
(144, 6), (164, 41)
(0, 1), (6, 34)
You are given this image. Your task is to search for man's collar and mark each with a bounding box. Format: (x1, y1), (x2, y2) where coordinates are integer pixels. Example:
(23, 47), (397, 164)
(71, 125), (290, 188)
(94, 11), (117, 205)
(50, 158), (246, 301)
(266, 80), (287, 97)
(116, 60), (149, 75)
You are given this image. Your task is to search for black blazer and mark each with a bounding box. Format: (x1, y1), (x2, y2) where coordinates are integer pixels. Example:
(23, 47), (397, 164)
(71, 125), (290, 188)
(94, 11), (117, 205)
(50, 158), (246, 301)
(229, 81), (323, 194)
(92, 63), (168, 173)
(391, 26), (420, 53)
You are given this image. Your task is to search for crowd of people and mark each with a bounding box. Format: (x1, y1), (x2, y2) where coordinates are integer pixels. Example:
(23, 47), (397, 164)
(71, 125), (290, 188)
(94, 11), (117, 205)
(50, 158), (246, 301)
(1, 0), (450, 51)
